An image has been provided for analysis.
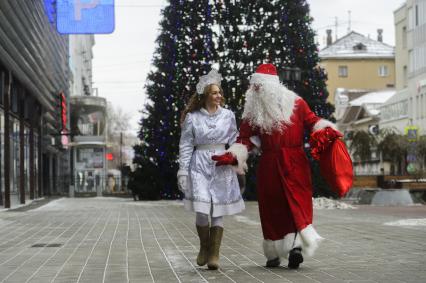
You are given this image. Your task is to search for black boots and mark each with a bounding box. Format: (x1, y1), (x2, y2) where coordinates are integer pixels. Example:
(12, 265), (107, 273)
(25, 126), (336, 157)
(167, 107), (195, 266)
(265, 249), (304, 269)
(266, 257), (281, 267)
(288, 248), (303, 269)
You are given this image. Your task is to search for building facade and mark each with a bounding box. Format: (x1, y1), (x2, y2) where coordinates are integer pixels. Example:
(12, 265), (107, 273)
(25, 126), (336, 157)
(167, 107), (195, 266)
(69, 35), (95, 98)
(319, 31), (396, 104)
(0, 1), (70, 208)
(67, 35), (108, 196)
(337, 90), (396, 176)
(70, 96), (107, 196)
(384, 0), (426, 134)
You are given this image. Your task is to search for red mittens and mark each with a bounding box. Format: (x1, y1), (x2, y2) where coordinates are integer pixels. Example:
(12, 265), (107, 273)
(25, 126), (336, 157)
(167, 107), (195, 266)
(212, 152), (238, 166)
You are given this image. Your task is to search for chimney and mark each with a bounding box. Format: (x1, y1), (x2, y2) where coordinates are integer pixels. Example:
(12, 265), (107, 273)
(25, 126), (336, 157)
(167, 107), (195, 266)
(326, 29), (332, 46)
(377, 29), (383, 42)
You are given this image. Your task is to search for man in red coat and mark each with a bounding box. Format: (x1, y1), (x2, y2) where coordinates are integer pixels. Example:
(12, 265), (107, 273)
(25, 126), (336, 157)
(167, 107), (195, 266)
(213, 63), (337, 269)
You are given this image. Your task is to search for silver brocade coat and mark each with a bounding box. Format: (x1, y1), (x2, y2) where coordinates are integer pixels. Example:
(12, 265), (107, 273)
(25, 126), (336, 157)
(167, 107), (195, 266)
(178, 107), (245, 217)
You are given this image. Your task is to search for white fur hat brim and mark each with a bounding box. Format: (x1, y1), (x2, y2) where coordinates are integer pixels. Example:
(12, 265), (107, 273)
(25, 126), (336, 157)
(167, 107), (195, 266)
(250, 73), (280, 85)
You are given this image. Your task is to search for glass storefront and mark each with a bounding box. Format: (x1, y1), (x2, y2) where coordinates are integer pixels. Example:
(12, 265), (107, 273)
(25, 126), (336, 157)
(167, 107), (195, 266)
(10, 117), (19, 197)
(24, 126), (30, 195)
(0, 110), (3, 205)
(73, 109), (105, 136)
(75, 147), (105, 193)
(34, 133), (39, 198)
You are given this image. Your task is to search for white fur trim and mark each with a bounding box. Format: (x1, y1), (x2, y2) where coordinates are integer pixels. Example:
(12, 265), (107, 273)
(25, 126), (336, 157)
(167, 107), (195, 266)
(262, 225), (323, 260)
(249, 136), (261, 155)
(177, 169), (188, 177)
(313, 119), (337, 132)
(227, 143), (248, 175)
(263, 240), (279, 260)
(250, 73), (280, 85)
(299, 224), (324, 257)
(249, 136), (261, 148)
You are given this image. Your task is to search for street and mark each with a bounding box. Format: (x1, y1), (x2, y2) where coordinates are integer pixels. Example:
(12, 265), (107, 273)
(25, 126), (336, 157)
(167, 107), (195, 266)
(0, 198), (425, 283)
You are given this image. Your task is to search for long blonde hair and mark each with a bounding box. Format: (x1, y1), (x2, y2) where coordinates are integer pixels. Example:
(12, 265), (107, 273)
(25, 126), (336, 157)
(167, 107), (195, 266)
(180, 84), (225, 125)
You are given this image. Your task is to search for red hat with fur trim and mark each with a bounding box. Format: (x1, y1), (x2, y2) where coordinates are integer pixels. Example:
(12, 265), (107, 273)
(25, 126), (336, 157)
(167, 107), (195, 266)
(250, 63), (280, 85)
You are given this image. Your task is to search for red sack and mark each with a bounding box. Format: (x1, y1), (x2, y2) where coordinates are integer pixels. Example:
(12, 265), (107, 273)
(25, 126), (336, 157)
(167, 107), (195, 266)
(310, 128), (353, 198)
(319, 139), (353, 198)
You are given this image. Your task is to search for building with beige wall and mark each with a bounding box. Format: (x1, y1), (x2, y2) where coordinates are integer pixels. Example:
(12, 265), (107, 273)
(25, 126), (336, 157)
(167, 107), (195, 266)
(381, 0), (426, 135)
(319, 31), (395, 104)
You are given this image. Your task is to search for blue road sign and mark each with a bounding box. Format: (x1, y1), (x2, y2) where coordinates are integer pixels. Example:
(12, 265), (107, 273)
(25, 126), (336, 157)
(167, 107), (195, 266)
(56, 0), (115, 34)
(43, 0), (56, 23)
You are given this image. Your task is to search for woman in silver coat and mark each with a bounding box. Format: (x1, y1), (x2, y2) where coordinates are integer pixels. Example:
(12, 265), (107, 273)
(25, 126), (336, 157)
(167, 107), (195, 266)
(177, 69), (245, 270)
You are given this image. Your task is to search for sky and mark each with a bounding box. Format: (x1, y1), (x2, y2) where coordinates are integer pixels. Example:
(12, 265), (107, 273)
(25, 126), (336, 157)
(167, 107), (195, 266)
(92, 0), (405, 134)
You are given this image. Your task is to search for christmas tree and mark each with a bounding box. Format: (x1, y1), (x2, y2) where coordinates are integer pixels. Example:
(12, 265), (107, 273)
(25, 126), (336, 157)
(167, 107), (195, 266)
(134, 0), (216, 199)
(135, 0), (335, 199)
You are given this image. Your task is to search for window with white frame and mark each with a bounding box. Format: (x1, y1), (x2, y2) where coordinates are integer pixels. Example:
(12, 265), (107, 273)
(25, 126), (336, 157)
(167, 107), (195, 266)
(378, 65), (389, 77)
(338, 66), (348, 77)
(408, 7), (414, 30)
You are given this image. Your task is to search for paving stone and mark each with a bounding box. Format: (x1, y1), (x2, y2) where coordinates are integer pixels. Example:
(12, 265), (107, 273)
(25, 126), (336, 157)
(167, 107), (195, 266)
(0, 198), (425, 282)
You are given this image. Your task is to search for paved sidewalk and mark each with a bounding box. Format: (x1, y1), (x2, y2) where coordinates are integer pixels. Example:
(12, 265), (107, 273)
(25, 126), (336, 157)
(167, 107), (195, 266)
(0, 197), (425, 283)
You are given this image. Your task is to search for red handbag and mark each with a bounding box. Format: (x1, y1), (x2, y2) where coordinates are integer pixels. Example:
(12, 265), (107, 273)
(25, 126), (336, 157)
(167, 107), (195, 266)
(310, 128), (353, 198)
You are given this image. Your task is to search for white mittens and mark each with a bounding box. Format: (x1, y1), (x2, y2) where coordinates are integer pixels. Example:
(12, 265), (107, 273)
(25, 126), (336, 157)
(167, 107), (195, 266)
(177, 170), (188, 193)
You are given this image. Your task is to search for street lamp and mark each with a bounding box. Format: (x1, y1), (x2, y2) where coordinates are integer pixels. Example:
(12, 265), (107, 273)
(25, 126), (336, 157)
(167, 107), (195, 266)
(279, 67), (302, 82)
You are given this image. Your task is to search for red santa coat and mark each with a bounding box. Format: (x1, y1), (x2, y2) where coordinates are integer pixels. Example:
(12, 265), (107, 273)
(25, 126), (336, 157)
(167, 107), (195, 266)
(231, 97), (331, 259)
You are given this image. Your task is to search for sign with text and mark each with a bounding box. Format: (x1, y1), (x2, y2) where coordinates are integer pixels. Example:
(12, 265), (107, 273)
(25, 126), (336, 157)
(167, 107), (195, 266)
(56, 0), (115, 34)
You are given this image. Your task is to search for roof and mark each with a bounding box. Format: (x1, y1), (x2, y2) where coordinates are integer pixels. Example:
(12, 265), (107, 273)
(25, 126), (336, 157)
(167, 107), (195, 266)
(350, 89), (396, 106)
(379, 88), (409, 107)
(319, 31), (394, 59)
(341, 105), (362, 124)
(339, 89), (396, 125)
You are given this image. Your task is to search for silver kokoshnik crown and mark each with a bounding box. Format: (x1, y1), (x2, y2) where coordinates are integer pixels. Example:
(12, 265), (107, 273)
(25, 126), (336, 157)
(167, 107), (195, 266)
(196, 69), (222, 95)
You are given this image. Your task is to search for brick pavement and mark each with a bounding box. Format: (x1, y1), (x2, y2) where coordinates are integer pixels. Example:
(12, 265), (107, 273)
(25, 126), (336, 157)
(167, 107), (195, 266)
(0, 197), (425, 283)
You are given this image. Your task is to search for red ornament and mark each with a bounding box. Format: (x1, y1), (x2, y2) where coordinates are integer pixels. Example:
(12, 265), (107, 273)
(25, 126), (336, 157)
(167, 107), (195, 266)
(192, 53), (196, 58)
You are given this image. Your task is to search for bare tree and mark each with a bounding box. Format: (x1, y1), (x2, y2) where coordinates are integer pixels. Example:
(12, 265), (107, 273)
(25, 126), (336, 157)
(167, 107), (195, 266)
(106, 103), (132, 139)
(106, 103), (133, 170)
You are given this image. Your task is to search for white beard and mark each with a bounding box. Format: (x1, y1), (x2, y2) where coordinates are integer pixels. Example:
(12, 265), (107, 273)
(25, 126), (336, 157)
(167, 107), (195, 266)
(242, 82), (298, 134)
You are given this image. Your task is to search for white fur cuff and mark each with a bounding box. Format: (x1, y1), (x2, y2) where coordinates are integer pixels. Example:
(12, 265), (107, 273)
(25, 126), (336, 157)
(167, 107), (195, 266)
(313, 119), (337, 132)
(177, 169), (188, 177)
(263, 240), (279, 260)
(228, 143), (249, 175)
(261, 225), (323, 260)
(299, 224), (324, 257)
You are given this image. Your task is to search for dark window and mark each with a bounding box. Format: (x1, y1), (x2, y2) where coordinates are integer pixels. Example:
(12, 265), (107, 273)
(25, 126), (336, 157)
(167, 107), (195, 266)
(415, 5), (419, 26)
(10, 83), (19, 113)
(353, 43), (367, 51)
(0, 70), (4, 106)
